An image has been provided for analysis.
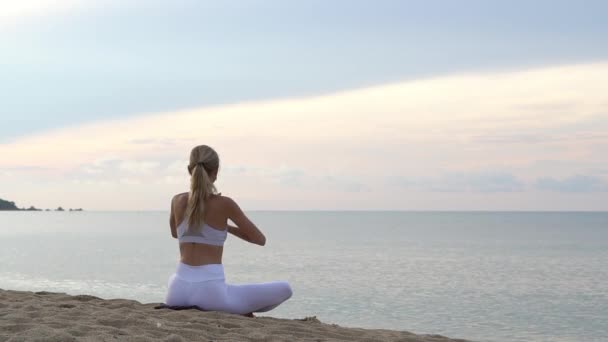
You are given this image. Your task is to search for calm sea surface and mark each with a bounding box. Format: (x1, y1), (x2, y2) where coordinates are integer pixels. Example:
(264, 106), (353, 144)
(0, 211), (607, 342)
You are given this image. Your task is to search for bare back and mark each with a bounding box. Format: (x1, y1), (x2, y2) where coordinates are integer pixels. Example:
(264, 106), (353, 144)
(170, 192), (266, 266)
(172, 193), (229, 266)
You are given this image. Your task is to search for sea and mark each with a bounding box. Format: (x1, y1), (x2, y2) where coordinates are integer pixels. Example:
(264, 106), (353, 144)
(0, 211), (606, 342)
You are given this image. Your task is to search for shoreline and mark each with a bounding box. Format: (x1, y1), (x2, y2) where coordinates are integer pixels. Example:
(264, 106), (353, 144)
(1, 288), (470, 341)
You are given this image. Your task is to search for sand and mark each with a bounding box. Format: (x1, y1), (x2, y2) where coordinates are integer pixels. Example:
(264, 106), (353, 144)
(0, 289), (470, 342)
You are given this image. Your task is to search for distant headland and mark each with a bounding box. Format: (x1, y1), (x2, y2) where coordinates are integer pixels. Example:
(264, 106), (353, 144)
(0, 198), (83, 212)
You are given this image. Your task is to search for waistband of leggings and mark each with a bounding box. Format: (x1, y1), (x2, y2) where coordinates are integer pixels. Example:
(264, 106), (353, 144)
(175, 262), (225, 282)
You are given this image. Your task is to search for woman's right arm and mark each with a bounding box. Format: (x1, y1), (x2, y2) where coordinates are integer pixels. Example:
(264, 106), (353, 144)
(169, 196), (177, 239)
(225, 197), (266, 246)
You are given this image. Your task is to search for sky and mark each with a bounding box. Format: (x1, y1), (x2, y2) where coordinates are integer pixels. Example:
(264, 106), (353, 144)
(1, 0), (608, 210)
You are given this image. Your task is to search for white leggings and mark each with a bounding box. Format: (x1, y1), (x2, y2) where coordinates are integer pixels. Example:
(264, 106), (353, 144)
(165, 263), (292, 315)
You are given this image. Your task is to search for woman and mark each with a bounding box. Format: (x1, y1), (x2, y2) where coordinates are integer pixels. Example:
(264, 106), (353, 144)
(165, 145), (292, 315)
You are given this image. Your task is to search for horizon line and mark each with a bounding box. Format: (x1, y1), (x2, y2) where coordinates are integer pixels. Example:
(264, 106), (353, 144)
(3, 209), (607, 213)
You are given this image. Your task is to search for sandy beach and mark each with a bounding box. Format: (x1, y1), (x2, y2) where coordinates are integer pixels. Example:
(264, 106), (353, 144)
(0, 289), (470, 342)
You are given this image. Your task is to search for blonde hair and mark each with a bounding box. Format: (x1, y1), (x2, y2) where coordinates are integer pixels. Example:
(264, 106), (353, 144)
(186, 145), (219, 229)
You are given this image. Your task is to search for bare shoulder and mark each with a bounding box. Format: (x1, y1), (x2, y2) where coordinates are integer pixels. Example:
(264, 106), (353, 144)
(219, 194), (238, 206)
(172, 192), (189, 207)
(211, 194), (238, 212)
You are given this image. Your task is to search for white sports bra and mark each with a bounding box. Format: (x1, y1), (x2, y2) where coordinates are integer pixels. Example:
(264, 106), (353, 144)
(177, 218), (228, 246)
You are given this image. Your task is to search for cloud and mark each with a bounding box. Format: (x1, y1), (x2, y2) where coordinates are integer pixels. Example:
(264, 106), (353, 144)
(392, 171), (525, 193)
(395, 172), (608, 194)
(61, 158), (369, 194)
(535, 175), (608, 193)
(68, 158), (164, 184)
(127, 138), (188, 148)
(471, 133), (562, 144)
(510, 101), (579, 114)
(0, 165), (52, 178)
(118, 160), (160, 174)
(1, 61), (607, 209)
(0, 165), (49, 172)
(317, 175), (370, 193)
(221, 164), (368, 193)
(270, 166), (307, 187)
(3, 61), (607, 168)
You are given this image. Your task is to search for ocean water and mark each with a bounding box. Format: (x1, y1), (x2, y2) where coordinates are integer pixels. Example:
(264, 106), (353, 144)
(0, 211), (607, 342)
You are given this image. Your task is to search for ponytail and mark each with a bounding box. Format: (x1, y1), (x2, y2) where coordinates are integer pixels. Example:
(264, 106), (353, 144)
(186, 146), (219, 230)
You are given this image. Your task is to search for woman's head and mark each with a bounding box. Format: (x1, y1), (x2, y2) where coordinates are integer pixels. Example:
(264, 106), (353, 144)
(186, 145), (220, 228)
(188, 145), (219, 179)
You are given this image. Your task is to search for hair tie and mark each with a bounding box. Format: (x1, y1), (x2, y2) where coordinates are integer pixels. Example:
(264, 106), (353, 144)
(196, 162), (210, 173)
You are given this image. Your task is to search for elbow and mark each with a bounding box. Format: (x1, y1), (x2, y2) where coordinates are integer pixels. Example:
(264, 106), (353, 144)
(257, 235), (266, 246)
(249, 233), (266, 246)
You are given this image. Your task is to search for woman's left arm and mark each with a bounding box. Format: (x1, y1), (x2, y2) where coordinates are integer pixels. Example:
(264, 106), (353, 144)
(227, 224), (252, 243)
